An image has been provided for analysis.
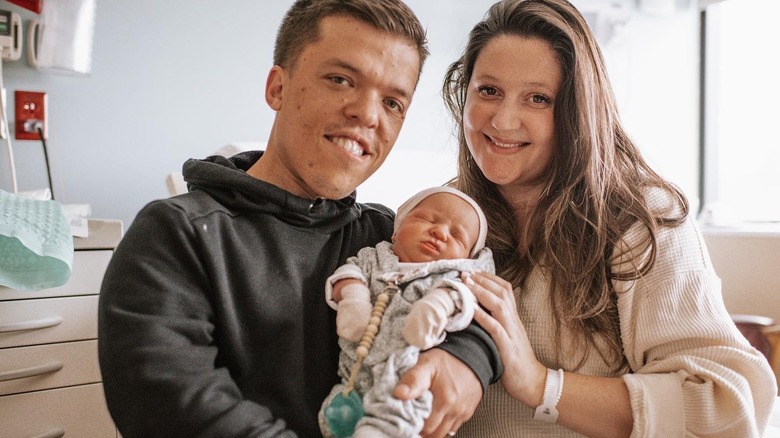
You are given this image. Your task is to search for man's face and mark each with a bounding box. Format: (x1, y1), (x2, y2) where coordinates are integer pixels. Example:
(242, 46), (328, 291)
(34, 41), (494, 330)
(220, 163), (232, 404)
(254, 15), (421, 200)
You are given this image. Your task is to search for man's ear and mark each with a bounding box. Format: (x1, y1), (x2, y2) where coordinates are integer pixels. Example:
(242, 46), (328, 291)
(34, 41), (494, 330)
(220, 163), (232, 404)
(265, 65), (286, 111)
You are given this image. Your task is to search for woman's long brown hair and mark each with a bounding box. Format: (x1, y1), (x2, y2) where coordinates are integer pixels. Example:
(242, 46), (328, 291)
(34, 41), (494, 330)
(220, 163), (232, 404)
(443, 0), (688, 371)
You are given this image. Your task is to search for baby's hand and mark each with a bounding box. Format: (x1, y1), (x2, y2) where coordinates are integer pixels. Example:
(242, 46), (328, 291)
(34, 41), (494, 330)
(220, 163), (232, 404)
(403, 288), (456, 349)
(336, 283), (372, 342)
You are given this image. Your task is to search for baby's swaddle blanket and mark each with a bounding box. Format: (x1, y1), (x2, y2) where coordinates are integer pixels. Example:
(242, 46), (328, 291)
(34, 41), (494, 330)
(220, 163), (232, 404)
(0, 190), (73, 291)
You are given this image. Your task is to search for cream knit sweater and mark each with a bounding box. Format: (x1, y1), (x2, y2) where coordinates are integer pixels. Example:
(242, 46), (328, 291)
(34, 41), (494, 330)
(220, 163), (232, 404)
(458, 189), (777, 437)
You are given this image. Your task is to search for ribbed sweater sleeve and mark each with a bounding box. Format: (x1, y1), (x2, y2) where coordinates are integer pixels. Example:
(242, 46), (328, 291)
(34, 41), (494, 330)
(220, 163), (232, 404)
(616, 191), (777, 437)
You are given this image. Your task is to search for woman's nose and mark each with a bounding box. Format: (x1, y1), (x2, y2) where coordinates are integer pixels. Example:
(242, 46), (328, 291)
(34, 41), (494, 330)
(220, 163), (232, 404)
(491, 100), (522, 131)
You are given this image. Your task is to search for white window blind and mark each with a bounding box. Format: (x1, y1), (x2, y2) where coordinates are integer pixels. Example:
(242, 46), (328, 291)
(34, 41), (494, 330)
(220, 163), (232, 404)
(701, 0), (780, 226)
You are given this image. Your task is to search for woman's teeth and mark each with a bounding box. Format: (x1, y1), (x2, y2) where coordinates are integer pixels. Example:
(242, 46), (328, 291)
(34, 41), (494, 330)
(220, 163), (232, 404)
(490, 137), (527, 148)
(493, 140), (519, 148)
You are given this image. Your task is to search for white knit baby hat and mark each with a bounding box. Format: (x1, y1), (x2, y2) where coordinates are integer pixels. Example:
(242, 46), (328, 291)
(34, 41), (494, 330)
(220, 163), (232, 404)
(394, 186), (488, 257)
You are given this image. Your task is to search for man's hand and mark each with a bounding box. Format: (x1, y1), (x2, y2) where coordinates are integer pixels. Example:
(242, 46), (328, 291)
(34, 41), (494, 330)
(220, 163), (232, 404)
(393, 348), (482, 437)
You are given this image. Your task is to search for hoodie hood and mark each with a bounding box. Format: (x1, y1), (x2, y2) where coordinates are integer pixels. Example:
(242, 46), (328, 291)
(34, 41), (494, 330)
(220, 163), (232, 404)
(181, 150), (364, 232)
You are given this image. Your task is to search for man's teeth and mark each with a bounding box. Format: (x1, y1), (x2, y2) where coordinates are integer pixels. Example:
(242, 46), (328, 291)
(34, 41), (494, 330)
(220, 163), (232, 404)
(332, 137), (362, 156)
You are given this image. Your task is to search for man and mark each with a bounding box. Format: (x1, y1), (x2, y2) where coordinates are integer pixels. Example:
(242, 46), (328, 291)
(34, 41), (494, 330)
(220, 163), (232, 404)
(98, 1), (500, 436)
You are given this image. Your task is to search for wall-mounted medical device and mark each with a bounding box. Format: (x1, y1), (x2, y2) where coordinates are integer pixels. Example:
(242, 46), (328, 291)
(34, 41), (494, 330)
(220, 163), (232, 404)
(5, 0), (42, 15)
(27, 0), (96, 75)
(0, 9), (22, 61)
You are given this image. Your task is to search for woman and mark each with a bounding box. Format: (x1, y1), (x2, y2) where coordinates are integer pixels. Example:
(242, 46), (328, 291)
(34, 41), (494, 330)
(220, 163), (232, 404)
(443, 0), (777, 436)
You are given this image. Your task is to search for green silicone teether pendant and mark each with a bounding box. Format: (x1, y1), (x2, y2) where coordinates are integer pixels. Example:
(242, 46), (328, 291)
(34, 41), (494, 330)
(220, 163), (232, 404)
(325, 287), (394, 437)
(324, 390), (364, 438)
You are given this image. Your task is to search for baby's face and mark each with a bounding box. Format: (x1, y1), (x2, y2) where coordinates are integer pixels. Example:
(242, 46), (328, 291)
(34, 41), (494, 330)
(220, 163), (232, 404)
(392, 193), (480, 263)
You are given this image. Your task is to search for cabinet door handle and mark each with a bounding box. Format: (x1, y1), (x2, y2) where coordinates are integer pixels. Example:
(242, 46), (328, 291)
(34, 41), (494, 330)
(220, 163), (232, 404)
(0, 316), (63, 333)
(30, 428), (65, 438)
(0, 361), (63, 382)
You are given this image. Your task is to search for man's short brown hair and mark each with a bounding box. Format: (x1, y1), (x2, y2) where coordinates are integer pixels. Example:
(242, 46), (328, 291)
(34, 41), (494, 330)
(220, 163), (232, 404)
(274, 0), (429, 79)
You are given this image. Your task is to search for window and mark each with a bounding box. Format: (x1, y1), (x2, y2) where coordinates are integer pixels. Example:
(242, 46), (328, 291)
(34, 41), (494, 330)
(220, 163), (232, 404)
(701, 0), (780, 226)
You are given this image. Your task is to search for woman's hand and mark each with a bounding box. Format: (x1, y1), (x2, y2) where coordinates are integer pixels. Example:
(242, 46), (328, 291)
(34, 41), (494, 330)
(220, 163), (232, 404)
(463, 271), (547, 407)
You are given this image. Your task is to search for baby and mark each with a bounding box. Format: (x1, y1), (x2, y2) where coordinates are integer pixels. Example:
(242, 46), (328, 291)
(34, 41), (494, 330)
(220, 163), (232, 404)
(320, 186), (495, 438)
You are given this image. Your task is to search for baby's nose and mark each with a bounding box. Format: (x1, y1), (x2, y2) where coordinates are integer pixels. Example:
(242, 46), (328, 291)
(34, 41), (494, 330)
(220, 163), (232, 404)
(430, 226), (448, 241)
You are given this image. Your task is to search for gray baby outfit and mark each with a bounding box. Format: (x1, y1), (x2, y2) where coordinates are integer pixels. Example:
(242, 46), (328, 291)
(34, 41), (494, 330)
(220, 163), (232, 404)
(320, 241), (495, 438)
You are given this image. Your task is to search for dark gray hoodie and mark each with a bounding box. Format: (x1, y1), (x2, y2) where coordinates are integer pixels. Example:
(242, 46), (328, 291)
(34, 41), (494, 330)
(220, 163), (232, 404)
(98, 151), (500, 437)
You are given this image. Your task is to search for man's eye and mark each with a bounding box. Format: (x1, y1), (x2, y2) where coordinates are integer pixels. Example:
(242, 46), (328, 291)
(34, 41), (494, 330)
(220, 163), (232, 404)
(385, 98), (404, 113)
(330, 76), (348, 85)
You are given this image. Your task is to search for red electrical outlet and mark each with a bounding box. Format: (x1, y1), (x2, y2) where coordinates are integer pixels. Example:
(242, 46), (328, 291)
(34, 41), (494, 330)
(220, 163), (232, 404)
(15, 90), (47, 140)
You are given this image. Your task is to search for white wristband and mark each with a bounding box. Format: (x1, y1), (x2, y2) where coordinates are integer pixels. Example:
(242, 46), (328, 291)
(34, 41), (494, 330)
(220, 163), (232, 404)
(533, 368), (564, 423)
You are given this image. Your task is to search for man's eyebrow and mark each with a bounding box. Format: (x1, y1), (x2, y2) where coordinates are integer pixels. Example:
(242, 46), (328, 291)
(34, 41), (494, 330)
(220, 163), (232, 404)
(326, 58), (413, 101)
(326, 58), (359, 74)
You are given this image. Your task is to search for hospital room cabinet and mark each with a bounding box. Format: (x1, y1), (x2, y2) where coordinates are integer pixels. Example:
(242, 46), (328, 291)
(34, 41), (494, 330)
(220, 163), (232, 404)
(0, 219), (122, 438)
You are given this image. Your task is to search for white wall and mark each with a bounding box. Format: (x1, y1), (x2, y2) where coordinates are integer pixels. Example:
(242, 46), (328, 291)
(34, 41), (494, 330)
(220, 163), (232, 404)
(1, 1), (285, 225)
(0, 0), (698, 226)
(704, 230), (780, 322)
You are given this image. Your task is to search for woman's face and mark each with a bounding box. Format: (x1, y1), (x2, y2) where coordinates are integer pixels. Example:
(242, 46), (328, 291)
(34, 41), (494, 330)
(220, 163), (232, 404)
(463, 35), (562, 202)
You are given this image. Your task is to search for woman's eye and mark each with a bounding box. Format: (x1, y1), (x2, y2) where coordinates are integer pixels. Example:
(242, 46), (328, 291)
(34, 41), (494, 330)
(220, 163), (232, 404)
(478, 86), (499, 96)
(531, 94), (551, 105)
